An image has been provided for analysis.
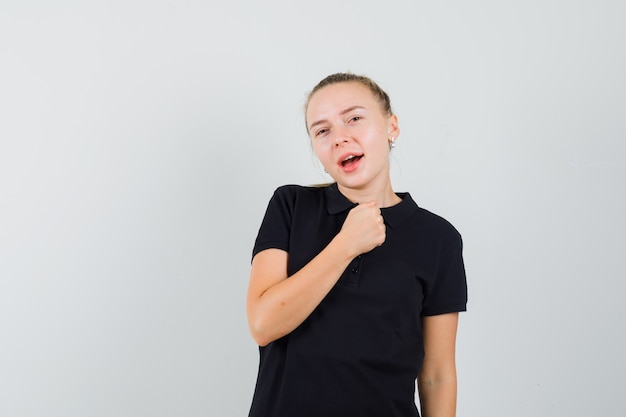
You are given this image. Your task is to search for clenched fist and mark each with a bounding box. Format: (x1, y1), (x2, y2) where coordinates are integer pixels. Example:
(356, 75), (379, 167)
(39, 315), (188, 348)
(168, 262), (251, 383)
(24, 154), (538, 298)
(338, 201), (386, 257)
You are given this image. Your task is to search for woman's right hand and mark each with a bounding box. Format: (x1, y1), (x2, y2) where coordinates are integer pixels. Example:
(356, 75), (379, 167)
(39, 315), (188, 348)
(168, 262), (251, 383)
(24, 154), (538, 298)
(338, 201), (386, 257)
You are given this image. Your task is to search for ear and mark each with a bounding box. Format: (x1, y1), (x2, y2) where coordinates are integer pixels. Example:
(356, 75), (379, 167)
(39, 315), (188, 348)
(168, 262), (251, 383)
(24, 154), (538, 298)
(387, 114), (400, 144)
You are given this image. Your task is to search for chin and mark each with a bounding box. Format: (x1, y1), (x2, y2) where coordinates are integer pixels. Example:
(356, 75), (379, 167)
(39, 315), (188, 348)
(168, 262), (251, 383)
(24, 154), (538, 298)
(337, 177), (370, 190)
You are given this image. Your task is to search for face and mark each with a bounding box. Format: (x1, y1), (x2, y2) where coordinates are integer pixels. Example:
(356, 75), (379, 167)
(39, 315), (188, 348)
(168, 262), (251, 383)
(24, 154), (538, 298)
(306, 82), (399, 190)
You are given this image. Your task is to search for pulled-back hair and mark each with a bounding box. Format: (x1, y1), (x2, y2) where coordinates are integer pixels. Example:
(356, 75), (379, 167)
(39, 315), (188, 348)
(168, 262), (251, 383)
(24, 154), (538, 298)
(305, 73), (394, 130)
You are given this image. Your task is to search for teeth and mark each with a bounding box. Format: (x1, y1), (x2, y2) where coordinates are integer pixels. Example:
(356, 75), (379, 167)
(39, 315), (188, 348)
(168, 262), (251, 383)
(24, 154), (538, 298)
(342, 155), (356, 162)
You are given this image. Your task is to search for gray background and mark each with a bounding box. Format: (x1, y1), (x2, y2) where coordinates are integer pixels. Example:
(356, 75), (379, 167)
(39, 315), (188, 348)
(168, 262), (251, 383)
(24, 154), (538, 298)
(1, 1), (625, 416)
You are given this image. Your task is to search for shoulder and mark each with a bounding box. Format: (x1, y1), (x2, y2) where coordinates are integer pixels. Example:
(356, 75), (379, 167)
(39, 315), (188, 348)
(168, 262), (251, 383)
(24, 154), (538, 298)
(273, 183), (328, 196)
(416, 206), (462, 238)
(261, 184), (329, 217)
(400, 194), (463, 247)
(270, 183), (328, 204)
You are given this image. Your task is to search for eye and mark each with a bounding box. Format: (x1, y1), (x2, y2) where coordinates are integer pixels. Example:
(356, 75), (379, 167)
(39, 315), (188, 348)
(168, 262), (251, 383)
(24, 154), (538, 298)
(315, 128), (328, 138)
(349, 116), (362, 123)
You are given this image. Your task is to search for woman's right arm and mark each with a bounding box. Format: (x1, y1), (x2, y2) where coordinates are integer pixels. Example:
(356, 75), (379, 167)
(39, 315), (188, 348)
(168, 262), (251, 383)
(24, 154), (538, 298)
(246, 201), (385, 347)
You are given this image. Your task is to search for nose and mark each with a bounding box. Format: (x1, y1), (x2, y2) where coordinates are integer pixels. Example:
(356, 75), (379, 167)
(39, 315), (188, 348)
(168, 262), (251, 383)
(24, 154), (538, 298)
(333, 127), (350, 146)
(334, 137), (347, 147)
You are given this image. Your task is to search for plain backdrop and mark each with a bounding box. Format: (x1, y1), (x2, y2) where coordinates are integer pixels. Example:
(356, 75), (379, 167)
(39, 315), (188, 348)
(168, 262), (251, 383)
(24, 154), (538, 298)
(1, 1), (625, 416)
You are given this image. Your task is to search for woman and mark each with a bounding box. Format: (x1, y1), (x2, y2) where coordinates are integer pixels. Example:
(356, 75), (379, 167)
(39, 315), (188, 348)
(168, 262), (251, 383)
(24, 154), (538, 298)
(246, 73), (467, 417)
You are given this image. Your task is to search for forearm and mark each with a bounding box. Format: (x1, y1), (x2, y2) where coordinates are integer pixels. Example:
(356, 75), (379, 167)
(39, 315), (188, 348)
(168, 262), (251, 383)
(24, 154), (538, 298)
(248, 235), (356, 346)
(418, 372), (457, 417)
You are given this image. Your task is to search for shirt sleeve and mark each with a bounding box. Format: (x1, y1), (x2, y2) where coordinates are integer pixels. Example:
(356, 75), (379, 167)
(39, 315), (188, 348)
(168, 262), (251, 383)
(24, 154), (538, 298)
(252, 186), (294, 260)
(421, 233), (468, 316)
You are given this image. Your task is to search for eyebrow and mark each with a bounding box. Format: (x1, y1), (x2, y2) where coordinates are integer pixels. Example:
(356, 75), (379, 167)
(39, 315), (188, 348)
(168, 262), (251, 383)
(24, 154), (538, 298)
(308, 105), (366, 132)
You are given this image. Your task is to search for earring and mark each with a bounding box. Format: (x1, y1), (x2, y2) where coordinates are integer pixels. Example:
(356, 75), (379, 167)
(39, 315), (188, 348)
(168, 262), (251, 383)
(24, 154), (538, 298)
(389, 137), (396, 149)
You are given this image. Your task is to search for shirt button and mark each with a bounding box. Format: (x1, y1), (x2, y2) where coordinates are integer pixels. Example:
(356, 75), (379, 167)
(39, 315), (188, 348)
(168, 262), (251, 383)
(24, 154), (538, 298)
(351, 268), (359, 274)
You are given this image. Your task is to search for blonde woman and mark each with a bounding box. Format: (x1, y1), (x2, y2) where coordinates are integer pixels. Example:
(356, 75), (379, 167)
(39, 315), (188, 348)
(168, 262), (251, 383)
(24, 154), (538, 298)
(246, 73), (468, 417)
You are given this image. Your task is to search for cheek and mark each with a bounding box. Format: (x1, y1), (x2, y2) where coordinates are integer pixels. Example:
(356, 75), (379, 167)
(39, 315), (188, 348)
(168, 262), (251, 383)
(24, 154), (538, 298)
(312, 141), (331, 161)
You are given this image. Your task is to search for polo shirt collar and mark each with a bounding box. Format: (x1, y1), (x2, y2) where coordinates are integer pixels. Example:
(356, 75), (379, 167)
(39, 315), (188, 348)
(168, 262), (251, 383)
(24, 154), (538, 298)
(324, 183), (419, 228)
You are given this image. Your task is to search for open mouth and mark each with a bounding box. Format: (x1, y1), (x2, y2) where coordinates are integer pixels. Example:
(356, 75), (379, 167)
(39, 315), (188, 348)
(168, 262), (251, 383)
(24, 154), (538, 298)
(340, 154), (363, 167)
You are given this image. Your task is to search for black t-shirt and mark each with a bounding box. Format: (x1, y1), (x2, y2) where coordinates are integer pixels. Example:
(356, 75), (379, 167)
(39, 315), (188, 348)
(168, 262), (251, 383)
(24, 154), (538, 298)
(248, 184), (467, 417)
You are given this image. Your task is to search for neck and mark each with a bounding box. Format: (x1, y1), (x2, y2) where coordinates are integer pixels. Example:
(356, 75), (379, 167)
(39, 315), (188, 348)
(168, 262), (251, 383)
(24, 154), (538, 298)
(336, 179), (401, 208)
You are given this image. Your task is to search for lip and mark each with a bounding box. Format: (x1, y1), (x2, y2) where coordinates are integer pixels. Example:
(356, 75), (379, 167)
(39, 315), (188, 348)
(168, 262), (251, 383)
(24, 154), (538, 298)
(336, 152), (364, 173)
(336, 152), (363, 165)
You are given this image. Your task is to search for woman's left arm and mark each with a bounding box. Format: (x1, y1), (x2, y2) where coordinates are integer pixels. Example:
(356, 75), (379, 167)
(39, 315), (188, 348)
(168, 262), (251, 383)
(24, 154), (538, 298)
(417, 312), (460, 417)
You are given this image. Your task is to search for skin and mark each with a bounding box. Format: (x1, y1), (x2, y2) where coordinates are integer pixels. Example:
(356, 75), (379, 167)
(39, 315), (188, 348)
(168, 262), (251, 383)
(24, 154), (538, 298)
(246, 81), (459, 417)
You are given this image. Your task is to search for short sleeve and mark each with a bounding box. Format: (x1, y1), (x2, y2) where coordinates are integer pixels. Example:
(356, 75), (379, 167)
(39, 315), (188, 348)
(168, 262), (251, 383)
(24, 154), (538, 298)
(421, 233), (468, 316)
(251, 186), (295, 260)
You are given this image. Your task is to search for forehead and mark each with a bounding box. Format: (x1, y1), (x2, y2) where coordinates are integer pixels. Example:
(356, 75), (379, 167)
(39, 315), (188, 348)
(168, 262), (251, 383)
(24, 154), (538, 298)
(306, 82), (378, 117)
